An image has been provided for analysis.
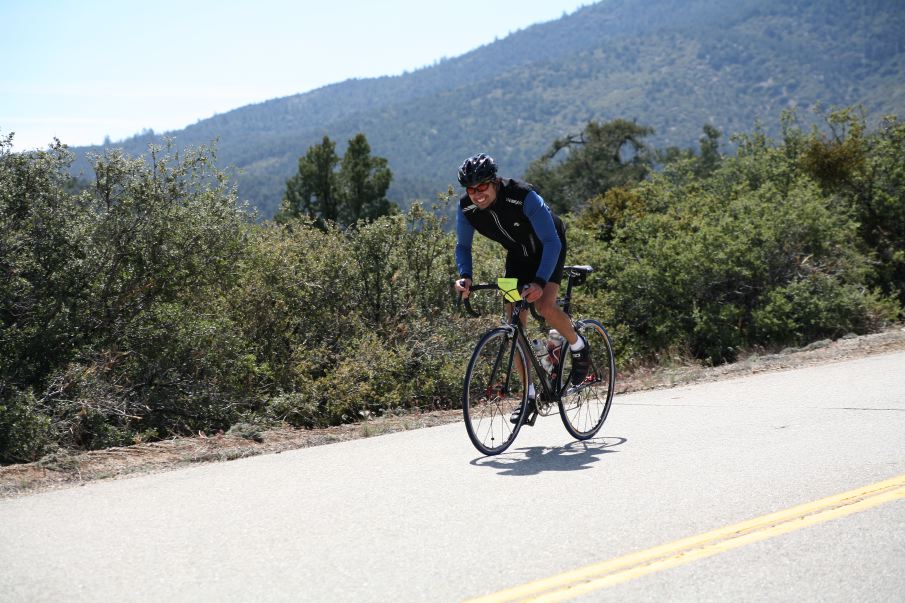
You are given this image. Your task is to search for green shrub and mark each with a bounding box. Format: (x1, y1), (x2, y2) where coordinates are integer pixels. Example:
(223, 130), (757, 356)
(265, 392), (324, 429)
(753, 275), (897, 346)
(1, 139), (259, 459)
(0, 389), (52, 464)
(570, 112), (901, 364)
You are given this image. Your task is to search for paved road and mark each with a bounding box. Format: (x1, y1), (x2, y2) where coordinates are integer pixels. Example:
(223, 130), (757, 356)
(2, 352), (904, 602)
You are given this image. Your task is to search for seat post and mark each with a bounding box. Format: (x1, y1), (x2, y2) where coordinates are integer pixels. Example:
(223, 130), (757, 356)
(562, 271), (575, 315)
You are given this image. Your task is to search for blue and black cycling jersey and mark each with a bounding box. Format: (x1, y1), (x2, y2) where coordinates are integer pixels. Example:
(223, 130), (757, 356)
(455, 178), (566, 287)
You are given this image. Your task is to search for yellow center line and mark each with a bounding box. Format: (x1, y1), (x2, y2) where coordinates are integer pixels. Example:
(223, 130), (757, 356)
(466, 474), (905, 603)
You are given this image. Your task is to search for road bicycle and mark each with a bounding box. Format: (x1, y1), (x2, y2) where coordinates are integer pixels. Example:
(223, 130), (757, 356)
(458, 265), (616, 455)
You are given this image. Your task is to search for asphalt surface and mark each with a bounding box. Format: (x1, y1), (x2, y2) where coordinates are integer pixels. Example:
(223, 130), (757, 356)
(2, 351), (904, 602)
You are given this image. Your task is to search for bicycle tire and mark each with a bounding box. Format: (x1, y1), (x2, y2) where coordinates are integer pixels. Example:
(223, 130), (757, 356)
(557, 319), (616, 440)
(463, 328), (531, 455)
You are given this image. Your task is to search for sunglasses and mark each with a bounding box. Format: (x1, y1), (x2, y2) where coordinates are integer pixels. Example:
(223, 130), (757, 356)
(466, 181), (493, 195)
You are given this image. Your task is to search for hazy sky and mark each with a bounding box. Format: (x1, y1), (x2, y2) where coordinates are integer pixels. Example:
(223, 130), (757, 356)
(1, 0), (592, 151)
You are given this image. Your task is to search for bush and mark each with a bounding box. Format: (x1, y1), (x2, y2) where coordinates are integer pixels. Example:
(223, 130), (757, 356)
(752, 275), (896, 346)
(243, 203), (468, 427)
(798, 110), (905, 303)
(570, 112), (901, 364)
(1, 139), (257, 460)
(0, 137), (92, 387)
(0, 388), (52, 464)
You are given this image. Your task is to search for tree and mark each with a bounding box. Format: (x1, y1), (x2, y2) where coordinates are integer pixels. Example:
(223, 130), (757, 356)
(657, 124), (723, 178)
(278, 136), (340, 224)
(524, 119), (654, 213)
(278, 133), (394, 227)
(798, 109), (905, 304)
(695, 124), (722, 178)
(337, 133), (393, 225)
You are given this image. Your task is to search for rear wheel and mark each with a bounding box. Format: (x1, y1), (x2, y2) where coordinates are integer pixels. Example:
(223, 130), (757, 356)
(557, 319), (616, 440)
(463, 328), (530, 455)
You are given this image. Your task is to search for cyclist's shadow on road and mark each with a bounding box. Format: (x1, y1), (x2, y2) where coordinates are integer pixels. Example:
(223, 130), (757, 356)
(470, 437), (626, 476)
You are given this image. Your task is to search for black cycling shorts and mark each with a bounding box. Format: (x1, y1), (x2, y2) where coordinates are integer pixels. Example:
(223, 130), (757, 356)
(505, 236), (567, 289)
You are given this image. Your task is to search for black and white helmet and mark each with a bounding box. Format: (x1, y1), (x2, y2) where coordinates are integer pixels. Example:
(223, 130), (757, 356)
(457, 153), (498, 187)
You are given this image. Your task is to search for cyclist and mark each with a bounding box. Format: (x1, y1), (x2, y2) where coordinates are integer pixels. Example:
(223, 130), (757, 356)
(453, 152), (590, 423)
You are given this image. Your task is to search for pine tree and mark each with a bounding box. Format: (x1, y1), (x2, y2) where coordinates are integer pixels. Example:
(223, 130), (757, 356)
(277, 136), (340, 224)
(278, 133), (394, 226)
(337, 133), (393, 225)
(524, 119), (654, 213)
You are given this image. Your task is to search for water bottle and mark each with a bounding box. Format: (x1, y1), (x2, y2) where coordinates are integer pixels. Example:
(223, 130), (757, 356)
(531, 339), (555, 375)
(547, 329), (566, 369)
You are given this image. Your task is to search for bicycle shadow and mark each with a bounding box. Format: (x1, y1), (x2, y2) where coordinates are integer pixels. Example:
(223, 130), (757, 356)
(470, 436), (627, 476)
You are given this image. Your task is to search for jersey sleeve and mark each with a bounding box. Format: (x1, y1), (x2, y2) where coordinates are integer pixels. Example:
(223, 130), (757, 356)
(455, 208), (475, 279)
(523, 191), (561, 285)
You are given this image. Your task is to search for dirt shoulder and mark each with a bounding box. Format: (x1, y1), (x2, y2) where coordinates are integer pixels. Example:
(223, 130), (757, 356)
(3, 326), (904, 499)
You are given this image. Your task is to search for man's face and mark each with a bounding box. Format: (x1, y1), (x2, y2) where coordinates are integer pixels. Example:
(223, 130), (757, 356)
(467, 180), (497, 209)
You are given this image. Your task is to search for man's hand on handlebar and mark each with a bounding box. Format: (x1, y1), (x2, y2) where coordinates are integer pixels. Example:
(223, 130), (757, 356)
(521, 283), (543, 303)
(454, 277), (472, 299)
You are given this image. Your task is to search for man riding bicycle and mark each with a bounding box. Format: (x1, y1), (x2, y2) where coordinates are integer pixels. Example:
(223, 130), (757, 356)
(453, 153), (590, 422)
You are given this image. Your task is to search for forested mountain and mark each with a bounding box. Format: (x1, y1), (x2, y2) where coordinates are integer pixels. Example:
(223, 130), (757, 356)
(68, 0), (905, 218)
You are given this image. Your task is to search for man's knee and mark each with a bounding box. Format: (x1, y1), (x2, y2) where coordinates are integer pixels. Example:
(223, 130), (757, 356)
(535, 299), (557, 318)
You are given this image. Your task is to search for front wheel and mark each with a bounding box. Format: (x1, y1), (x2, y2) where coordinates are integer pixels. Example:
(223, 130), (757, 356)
(557, 319), (616, 440)
(463, 328), (530, 455)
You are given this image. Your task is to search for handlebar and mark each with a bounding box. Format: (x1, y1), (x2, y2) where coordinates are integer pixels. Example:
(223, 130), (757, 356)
(456, 283), (545, 322)
(454, 265), (593, 320)
(455, 284), (499, 317)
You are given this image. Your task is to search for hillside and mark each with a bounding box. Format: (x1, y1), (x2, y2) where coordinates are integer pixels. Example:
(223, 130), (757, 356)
(68, 0), (905, 218)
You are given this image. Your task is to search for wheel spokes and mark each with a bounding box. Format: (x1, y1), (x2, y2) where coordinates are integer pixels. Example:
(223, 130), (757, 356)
(558, 320), (615, 438)
(464, 330), (527, 454)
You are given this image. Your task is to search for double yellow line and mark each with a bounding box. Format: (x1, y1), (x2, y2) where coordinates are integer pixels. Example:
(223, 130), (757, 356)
(467, 474), (905, 603)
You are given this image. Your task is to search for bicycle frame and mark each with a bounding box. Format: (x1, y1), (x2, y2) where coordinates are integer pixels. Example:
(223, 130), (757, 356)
(462, 270), (585, 404)
(504, 302), (567, 403)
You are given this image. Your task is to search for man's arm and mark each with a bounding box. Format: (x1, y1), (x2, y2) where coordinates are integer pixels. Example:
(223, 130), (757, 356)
(455, 208), (475, 279)
(523, 191), (561, 286)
